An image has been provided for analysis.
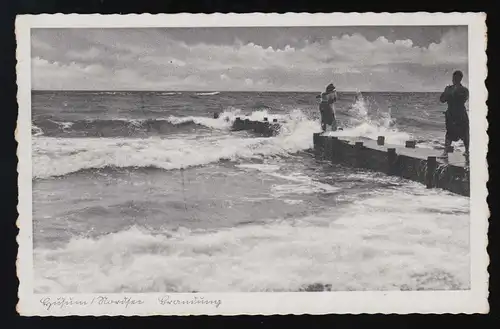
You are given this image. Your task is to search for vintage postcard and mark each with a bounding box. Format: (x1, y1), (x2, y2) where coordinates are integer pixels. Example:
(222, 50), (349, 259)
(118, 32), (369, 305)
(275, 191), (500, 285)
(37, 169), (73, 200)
(16, 13), (489, 316)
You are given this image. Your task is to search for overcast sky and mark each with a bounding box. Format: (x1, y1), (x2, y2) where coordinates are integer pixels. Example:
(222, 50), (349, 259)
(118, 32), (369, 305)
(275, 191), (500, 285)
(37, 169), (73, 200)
(31, 26), (468, 92)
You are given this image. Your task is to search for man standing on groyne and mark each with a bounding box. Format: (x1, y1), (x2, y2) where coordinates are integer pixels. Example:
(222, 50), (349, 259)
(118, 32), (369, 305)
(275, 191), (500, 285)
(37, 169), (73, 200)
(319, 83), (338, 132)
(439, 70), (470, 159)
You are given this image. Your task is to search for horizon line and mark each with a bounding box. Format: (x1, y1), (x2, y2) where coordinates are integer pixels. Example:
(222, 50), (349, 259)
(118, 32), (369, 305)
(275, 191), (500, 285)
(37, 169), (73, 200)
(31, 89), (443, 93)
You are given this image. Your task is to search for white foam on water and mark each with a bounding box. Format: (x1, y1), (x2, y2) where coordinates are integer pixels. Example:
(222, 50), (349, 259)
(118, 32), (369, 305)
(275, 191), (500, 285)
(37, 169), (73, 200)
(268, 172), (339, 197)
(236, 163), (281, 173)
(241, 196), (275, 203)
(33, 186), (469, 293)
(165, 114), (234, 130)
(325, 123), (412, 145)
(282, 199), (304, 205)
(237, 156), (339, 198)
(32, 124), (44, 137)
(32, 109), (320, 179)
(164, 108), (286, 131)
(416, 139), (466, 152)
(59, 121), (74, 130)
(324, 93), (413, 145)
(195, 91), (220, 96)
(161, 92), (182, 95)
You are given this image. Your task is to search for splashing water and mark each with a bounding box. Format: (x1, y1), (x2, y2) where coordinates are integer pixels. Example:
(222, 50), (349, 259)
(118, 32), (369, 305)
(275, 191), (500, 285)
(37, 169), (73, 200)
(324, 92), (412, 145)
(32, 108), (320, 179)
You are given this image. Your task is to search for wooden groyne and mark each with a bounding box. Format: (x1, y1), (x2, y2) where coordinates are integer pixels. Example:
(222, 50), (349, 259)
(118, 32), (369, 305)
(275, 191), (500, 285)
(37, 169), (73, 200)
(313, 134), (469, 196)
(232, 117), (281, 137)
(231, 118), (470, 196)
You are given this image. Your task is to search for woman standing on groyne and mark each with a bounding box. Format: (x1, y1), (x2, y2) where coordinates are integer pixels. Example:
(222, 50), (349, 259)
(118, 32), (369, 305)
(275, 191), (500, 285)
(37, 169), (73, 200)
(319, 83), (338, 132)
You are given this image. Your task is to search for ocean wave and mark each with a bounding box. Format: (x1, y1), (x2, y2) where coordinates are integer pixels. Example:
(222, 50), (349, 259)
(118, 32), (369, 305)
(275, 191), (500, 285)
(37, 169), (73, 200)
(236, 163), (339, 197)
(33, 188), (469, 293)
(161, 92), (182, 95)
(396, 115), (445, 129)
(32, 110), (320, 179)
(32, 118), (202, 137)
(195, 91), (220, 96)
(32, 111), (239, 137)
(324, 94), (412, 145)
(32, 124), (44, 137)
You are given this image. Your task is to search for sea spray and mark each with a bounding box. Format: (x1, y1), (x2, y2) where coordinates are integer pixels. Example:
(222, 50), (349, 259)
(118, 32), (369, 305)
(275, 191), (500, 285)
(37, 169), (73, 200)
(32, 109), (320, 179)
(325, 92), (411, 145)
(33, 108), (287, 138)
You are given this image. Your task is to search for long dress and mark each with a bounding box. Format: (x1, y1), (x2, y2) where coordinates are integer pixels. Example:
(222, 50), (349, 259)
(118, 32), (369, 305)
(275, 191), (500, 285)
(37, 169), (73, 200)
(319, 92), (336, 131)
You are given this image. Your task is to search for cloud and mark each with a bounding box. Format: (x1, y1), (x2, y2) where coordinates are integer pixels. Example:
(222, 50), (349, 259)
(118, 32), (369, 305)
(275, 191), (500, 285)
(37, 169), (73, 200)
(31, 27), (468, 91)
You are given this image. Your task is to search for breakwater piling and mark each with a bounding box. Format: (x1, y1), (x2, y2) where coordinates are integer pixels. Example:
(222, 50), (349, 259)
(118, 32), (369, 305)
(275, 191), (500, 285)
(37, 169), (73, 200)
(314, 133), (470, 196)
(230, 118), (469, 196)
(232, 117), (281, 137)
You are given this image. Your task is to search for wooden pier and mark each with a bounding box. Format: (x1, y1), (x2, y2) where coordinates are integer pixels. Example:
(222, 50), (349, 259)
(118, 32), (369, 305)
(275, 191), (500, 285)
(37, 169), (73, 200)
(231, 118), (470, 196)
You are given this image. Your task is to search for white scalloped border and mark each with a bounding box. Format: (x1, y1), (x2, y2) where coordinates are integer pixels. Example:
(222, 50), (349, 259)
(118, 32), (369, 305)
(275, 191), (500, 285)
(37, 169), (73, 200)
(15, 12), (489, 316)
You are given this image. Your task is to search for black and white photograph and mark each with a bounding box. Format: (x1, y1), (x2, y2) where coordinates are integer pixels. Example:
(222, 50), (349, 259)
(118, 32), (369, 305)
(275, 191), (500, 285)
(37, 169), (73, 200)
(16, 13), (488, 315)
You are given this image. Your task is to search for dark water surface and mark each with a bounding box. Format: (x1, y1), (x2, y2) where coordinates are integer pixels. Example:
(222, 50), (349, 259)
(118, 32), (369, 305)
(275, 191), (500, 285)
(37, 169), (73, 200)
(32, 91), (470, 293)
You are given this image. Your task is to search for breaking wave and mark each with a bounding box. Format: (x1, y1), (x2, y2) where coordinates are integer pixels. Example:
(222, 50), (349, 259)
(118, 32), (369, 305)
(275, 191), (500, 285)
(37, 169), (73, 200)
(34, 187), (470, 293)
(31, 93), (452, 179)
(32, 109), (320, 179)
(195, 91), (220, 96)
(161, 92), (182, 95)
(32, 124), (44, 137)
(32, 110), (240, 137)
(325, 93), (413, 145)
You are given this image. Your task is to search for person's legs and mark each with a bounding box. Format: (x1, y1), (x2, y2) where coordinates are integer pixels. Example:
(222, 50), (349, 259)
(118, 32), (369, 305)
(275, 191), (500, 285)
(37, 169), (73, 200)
(463, 114), (470, 156)
(320, 106), (326, 132)
(442, 129), (452, 156)
(331, 113), (338, 132)
(462, 128), (470, 159)
(442, 111), (452, 156)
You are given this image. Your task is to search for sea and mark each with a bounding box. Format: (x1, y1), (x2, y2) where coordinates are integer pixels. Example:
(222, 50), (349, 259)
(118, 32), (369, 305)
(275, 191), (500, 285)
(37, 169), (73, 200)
(31, 90), (470, 293)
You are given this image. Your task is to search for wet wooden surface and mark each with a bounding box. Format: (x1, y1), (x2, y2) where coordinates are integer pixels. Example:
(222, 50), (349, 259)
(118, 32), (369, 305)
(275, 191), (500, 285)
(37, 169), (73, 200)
(326, 135), (467, 168)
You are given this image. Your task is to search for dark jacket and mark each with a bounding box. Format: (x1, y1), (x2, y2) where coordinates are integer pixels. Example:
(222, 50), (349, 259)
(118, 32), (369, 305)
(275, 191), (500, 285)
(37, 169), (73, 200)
(440, 84), (469, 142)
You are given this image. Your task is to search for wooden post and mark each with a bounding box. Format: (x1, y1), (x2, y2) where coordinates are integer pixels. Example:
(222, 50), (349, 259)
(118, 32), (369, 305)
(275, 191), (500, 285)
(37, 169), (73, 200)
(405, 140), (416, 148)
(377, 136), (385, 146)
(254, 122), (262, 134)
(324, 137), (334, 161)
(244, 119), (250, 130)
(426, 156), (437, 188)
(262, 122), (270, 136)
(355, 141), (364, 168)
(330, 137), (338, 163)
(313, 133), (321, 150)
(233, 117), (243, 130)
(331, 137), (344, 163)
(387, 148), (397, 175)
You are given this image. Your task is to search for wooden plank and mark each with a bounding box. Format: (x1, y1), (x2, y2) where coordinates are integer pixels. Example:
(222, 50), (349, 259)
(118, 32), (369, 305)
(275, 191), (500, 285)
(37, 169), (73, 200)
(329, 135), (466, 168)
(234, 120), (469, 196)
